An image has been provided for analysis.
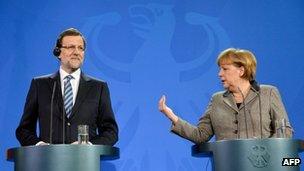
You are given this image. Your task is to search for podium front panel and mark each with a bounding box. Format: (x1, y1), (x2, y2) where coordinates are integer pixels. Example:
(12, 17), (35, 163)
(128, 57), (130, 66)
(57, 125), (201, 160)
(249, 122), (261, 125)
(7, 145), (119, 171)
(192, 138), (303, 171)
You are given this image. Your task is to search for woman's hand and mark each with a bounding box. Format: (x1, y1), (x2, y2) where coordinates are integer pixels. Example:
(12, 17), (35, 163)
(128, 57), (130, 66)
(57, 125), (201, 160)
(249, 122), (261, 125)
(158, 95), (178, 124)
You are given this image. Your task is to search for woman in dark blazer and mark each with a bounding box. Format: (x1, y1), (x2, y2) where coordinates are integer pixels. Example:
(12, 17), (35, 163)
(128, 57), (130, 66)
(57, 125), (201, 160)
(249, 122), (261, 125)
(159, 48), (293, 144)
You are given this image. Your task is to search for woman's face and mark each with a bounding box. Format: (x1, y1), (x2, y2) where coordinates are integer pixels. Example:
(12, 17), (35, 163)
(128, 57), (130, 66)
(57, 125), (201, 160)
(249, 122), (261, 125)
(218, 64), (244, 90)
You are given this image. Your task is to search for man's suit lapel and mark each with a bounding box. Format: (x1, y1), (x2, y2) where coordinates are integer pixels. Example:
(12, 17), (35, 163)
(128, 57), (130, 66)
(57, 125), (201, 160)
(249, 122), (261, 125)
(69, 73), (92, 119)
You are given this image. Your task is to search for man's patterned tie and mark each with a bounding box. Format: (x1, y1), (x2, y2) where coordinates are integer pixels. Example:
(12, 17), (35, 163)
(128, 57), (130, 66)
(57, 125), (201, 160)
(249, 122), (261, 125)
(64, 75), (73, 118)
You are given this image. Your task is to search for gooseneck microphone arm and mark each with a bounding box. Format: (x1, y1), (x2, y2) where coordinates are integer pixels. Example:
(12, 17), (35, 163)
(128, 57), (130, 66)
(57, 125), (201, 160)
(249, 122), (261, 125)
(238, 87), (249, 138)
(62, 99), (65, 144)
(251, 87), (262, 138)
(50, 81), (57, 144)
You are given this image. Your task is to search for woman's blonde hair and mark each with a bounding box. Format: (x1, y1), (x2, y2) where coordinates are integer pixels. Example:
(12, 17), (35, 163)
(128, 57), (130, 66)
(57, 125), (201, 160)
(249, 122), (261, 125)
(217, 48), (257, 81)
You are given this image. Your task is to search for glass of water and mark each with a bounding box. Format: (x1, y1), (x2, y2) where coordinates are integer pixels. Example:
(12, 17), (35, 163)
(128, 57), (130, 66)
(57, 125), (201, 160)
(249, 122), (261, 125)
(78, 125), (89, 144)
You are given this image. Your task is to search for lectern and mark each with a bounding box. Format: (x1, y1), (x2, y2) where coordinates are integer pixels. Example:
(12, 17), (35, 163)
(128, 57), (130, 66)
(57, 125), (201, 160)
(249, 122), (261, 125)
(192, 138), (304, 171)
(7, 145), (119, 171)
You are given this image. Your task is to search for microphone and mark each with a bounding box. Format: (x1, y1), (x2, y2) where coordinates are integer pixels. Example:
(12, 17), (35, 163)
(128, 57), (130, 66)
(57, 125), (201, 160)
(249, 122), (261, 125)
(50, 81), (57, 144)
(237, 87), (249, 138)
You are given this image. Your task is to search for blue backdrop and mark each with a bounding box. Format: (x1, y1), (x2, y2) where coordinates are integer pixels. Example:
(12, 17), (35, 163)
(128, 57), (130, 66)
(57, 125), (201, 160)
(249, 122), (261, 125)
(1, 0), (303, 170)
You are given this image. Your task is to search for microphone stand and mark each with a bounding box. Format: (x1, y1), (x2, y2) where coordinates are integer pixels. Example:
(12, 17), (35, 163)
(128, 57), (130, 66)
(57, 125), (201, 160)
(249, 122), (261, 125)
(62, 102), (65, 144)
(238, 87), (249, 138)
(251, 87), (262, 138)
(50, 81), (57, 144)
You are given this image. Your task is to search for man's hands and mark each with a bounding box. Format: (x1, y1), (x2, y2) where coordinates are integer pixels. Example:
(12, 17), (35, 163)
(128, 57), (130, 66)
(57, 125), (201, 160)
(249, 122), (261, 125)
(35, 141), (49, 146)
(35, 141), (93, 145)
(71, 141), (92, 145)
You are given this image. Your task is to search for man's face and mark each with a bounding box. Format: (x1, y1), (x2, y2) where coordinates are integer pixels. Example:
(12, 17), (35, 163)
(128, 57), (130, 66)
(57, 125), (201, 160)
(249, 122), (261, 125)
(59, 35), (85, 73)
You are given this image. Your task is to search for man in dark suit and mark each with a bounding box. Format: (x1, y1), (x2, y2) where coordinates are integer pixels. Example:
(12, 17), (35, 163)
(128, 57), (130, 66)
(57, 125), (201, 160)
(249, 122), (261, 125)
(16, 28), (118, 146)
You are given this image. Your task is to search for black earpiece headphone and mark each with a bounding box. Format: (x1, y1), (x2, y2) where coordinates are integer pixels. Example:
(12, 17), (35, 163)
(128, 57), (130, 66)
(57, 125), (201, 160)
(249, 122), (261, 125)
(53, 47), (61, 57)
(53, 37), (62, 58)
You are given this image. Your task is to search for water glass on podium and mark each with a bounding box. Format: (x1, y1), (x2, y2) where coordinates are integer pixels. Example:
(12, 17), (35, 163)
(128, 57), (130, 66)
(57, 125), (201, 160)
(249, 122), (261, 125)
(78, 125), (89, 144)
